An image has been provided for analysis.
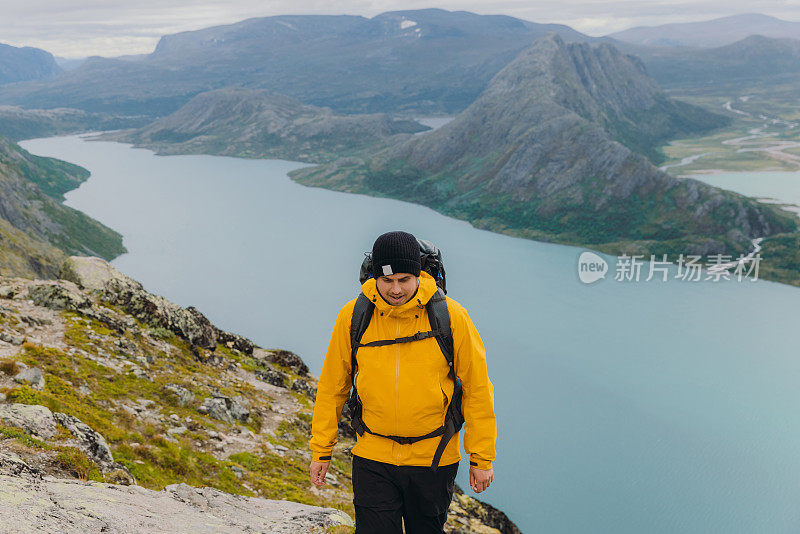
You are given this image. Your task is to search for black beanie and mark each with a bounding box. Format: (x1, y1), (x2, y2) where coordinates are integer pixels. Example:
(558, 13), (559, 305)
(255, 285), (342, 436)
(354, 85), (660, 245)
(371, 231), (421, 278)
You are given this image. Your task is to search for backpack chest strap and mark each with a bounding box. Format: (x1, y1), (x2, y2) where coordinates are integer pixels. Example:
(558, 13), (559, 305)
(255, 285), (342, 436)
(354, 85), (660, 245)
(354, 329), (445, 348)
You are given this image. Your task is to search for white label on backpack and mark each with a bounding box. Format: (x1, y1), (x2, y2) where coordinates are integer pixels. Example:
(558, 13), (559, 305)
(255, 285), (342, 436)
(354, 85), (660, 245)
(382, 265), (393, 275)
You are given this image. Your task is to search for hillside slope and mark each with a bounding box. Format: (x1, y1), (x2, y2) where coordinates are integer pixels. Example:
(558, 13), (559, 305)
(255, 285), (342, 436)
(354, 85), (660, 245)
(0, 137), (125, 278)
(0, 105), (148, 142)
(108, 88), (426, 162)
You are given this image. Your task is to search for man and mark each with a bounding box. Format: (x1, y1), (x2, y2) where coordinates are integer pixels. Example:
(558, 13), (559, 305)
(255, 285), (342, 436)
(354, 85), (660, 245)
(309, 230), (497, 533)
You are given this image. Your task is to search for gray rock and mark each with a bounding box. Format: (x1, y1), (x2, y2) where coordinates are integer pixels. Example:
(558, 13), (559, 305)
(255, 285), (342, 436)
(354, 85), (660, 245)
(167, 426), (188, 436)
(164, 384), (195, 406)
(0, 451), (41, 478)
(59, 256), (218, 349)
(254, 348), (309, 377)
(59, 255), (137, 293)
(217, 330), (255, 355)
(53, 412), (114, 465)
(290, 379), (317, 400)
(27, 281), (91, 311)
(13, 367), (45, 389)
(0, 474), (353, 532)
(229, 396), (250, 423)
(114, 336), (138, 352)
(254, 366), (288, 388)
(199, 396), (249, 424)
(0, 285), (15, 299)
(0, 331), (24, 345)
(19, 314), (52, 327)
(129, 365), (152, 381)
(0, 403), (58, 439)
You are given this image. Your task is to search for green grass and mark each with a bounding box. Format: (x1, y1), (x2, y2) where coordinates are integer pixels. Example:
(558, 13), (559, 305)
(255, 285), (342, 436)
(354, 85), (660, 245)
(0, 421), (50, 449)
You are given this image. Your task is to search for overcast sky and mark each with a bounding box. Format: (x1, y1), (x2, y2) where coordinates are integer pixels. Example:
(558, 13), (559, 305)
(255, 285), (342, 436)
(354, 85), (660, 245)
(4, 0), (800, 58)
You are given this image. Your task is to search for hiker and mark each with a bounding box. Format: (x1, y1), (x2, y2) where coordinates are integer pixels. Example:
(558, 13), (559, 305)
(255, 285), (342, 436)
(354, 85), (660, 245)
(309, 230), (497, 533)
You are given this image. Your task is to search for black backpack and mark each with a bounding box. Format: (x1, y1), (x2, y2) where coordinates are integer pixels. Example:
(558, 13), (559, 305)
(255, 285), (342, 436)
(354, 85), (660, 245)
(347, 239), (464, 470)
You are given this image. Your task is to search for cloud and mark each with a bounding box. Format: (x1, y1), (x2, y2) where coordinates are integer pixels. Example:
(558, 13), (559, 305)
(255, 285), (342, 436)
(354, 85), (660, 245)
(2, 0), (800, 57)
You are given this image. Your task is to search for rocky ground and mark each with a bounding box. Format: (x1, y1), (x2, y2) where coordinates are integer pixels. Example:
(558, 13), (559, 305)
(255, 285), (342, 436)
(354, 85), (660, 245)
(0, 256), (520, 533)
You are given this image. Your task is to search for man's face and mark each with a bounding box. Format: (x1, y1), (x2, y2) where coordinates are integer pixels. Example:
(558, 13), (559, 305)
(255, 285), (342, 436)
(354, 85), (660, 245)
(376, 272), (419, 306)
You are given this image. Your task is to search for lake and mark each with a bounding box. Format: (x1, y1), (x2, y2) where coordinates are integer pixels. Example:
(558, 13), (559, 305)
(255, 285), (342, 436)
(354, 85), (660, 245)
(689, 171), (800, 218)
(21, 135), (800, 533)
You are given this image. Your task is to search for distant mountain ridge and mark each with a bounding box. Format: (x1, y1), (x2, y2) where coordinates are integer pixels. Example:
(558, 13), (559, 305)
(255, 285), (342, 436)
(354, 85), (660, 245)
(0, 9), (597, 116)
(0, 43), (60, 85)
(0, 106), (148, 142)
(292, 35), (796, 256)
(106, 88), (426, 162)
(609, 13), (800, 48)
(617, 34), (800, 89)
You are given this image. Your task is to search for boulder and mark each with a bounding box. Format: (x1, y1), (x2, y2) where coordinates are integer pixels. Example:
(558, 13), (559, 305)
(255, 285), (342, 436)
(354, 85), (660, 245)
(59, 255), (140, 293)
(254, 348), (309, 377)
(0, 331), (25, 345)
(199, 396), (249, 424)
(254, 367), (287, 388)
(217, 330), (255, 355)
(13, 367), (45, 389)
(0, 286), (16, 299)
(0, 451), (41, 478)
(0, 403), (58, 439)
(27, 281), (91, 311)
(164, 384), (196, 407)
(59, 256), (218, 349)
(290, 379), (316, 400)
(53, 412), (114, 465)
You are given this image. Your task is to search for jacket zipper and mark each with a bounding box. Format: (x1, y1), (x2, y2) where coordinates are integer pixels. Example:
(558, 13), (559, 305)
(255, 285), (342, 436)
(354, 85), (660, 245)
(395, 316), (401, 461)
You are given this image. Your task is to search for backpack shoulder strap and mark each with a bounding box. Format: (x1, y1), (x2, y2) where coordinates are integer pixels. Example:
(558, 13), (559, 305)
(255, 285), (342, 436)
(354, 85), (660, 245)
(426, 288), (454, 370)
(350, 293), (375, 381)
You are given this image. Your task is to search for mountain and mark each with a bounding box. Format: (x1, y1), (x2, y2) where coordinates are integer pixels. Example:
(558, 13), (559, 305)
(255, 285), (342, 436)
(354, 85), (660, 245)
(54, 57), (86, 71)
(616, 35), (800, 89)
(291, 35), (796, 257)
(609, 13), (800, 48)
(107, 40), (727, 166)
(0, 255), (520, 534)
(0, 137), (125, 278)
(0, 43), (60, 85)
(0, 106), (149, 142)
(106, 88), (427, 162)
(0, 9), (595, 116)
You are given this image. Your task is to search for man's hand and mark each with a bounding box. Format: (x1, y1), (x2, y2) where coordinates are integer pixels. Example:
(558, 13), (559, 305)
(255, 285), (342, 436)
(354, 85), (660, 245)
(469, 466), (494, 493)
(310, 460), (330, 487)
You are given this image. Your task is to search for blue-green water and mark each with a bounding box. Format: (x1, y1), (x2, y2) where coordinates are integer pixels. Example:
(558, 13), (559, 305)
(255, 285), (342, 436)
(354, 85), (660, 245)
(689, 171), (800, 218)
(21, 135), (800, 533)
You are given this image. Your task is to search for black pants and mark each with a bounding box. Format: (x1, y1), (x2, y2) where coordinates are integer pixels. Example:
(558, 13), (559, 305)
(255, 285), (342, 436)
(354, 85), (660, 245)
(352, 455), (458, 534)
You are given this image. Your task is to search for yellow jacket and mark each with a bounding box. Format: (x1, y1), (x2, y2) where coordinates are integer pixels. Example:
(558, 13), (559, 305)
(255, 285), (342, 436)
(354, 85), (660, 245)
(310, 270), (496, 469)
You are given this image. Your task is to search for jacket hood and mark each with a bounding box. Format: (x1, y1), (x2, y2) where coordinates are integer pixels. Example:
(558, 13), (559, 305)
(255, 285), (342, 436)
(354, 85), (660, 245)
(360, 270), (439, 317)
